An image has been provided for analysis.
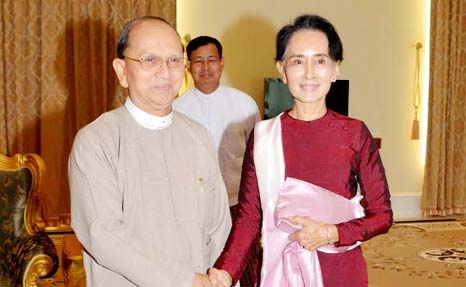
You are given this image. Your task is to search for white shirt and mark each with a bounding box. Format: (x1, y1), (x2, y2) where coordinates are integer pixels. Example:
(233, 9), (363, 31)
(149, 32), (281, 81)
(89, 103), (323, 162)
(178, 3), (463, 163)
(173, 85), (260, 206)
(125, 97), (172, 130)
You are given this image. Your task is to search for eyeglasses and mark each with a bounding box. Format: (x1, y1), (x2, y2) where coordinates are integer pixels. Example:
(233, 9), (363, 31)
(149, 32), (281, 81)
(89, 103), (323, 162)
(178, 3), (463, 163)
(124, 55), (185, 71)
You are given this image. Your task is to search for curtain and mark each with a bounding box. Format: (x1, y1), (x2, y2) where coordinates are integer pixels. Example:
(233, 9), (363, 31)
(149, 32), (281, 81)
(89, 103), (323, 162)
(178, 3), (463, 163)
(0, 0), (176, 220)
(423, 0), (466, 215)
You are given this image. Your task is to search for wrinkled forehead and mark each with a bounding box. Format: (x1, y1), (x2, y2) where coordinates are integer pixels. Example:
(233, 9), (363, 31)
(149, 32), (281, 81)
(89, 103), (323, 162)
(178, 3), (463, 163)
(127, 19), (183, 53)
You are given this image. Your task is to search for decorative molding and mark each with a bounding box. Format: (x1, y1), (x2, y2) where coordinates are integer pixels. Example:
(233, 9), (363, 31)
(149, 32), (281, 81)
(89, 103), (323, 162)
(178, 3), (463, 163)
(23, 255), (55, 287)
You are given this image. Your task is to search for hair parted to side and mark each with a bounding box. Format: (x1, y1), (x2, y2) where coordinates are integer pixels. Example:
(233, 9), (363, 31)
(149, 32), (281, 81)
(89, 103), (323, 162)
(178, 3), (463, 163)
(186, 36), (223, 60)
(116, 16), (176, 59)
(275, 14), (343, 63)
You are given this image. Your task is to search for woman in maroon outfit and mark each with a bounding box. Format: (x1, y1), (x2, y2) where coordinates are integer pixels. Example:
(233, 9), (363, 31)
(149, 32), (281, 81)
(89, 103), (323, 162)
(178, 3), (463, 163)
(209, 14), (392, 287)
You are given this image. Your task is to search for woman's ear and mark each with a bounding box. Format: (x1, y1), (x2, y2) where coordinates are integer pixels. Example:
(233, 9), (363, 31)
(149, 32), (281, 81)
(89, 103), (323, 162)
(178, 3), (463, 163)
(276, 61), (287, 84)
(332, 62), (341, 82)
(112, 58), (129, 88)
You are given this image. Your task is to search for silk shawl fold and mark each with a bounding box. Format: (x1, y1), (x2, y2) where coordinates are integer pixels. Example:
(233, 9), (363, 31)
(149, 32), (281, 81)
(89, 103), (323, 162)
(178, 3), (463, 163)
(275, 177), (365, 286)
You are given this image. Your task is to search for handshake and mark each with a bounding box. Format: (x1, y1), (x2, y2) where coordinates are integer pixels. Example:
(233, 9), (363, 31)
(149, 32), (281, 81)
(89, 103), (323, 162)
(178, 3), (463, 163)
(192, 268), (233, 287)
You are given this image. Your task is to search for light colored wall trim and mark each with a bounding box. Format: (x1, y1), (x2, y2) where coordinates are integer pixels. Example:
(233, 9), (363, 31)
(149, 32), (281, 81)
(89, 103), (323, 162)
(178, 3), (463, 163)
(391, 194), (423, 220)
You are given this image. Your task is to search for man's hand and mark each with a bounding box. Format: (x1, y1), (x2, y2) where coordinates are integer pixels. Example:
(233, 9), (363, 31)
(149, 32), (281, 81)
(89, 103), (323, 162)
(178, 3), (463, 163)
(192, 272), (213, 287)
(288, 216), (338, 251)
(208, 268), (232, 287)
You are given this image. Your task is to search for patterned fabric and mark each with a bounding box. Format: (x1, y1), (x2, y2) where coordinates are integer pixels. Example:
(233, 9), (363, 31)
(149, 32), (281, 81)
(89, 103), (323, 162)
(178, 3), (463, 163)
(423, 0), (466, 215)
(0, 168), (58, 285)
(0, 169), (32, 276)
(8, 234), (59, 285)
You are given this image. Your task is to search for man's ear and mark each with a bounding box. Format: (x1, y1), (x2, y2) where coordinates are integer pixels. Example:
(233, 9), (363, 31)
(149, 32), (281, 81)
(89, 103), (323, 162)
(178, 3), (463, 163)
(112, 58), (128, 88)
(220, 57), (225, 72)
(276, 61), (287, 84)
(187, 60), (192, 74)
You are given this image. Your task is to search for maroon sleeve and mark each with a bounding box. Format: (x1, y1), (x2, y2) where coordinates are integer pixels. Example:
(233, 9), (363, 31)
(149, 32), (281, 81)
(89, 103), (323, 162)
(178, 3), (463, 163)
(213, 133), (262, 284)
(336, 123), (393, 246)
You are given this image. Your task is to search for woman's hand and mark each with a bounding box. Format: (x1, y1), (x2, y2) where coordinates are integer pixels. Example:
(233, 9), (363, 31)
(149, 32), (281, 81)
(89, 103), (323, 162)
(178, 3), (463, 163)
(208, 268), (232, 287)
(288, 216), (339, 251)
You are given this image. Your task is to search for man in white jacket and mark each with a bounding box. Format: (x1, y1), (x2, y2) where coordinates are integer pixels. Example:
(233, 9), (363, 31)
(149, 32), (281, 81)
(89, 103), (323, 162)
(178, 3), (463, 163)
(173, 36), (260, 207)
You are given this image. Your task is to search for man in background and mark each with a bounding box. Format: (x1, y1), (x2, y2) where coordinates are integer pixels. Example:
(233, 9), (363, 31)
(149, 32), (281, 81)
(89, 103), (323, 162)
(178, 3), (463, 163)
(174, 36), (261, 286)
(173, 36), (260, 208)
(69, 17), (230, 287)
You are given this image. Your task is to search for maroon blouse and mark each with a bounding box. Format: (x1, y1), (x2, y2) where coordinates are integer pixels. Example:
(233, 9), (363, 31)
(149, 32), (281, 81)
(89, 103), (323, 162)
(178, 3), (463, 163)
(215, 110), (393, 286)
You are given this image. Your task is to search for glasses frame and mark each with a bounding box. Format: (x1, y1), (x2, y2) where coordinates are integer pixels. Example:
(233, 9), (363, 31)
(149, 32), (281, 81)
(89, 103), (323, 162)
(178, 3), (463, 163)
(124, 55), (186, 71)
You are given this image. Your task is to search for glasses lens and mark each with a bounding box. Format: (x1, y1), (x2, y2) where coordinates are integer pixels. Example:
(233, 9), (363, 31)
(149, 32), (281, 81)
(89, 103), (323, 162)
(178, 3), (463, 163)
(140, 57), (159, 70)
(139, 56), (184, 71)
(167, 57), (185, 69)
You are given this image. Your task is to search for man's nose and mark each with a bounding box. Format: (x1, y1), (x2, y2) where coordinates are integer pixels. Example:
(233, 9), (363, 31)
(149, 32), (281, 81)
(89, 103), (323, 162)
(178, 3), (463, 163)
(155, 61), (170, 77)
(201, 60), (210, 70)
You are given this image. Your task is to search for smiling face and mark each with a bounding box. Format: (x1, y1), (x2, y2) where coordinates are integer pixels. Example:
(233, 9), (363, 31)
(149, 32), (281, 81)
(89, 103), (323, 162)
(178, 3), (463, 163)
(188, 43), (224, 94)
(276, 29), (339, 108)
(112, 20), (185, 116)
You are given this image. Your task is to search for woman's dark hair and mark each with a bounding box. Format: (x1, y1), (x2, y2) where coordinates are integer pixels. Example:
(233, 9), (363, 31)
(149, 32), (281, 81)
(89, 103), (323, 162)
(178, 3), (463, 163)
(116, 16), (174, 59)
(275, 14), (343, 63)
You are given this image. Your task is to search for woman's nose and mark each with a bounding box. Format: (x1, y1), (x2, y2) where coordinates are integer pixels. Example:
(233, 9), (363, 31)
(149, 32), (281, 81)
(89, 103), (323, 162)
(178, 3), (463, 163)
(304, 61), (316, 79)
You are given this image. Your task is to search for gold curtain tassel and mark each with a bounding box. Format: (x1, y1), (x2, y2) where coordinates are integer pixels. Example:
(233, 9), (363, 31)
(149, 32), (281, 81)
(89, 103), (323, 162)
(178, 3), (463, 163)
(410, 119), (419, 140)
(410, 42), (422, 140)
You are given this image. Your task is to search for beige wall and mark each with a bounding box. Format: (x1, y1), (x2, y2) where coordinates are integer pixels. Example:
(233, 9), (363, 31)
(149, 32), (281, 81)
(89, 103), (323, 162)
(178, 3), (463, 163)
(177, 0), (429, 198)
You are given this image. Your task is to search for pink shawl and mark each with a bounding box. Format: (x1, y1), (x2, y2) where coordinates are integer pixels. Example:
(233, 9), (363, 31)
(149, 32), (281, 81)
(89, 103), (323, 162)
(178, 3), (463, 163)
(275, 177), (365, 286)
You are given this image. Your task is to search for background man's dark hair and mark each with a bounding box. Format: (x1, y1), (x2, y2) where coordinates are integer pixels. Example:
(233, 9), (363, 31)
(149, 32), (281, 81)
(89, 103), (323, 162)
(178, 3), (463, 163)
(187, 36), (223, 60)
